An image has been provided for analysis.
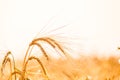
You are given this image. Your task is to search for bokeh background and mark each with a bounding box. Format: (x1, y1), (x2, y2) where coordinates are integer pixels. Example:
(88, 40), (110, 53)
(0, 0), (120, 59)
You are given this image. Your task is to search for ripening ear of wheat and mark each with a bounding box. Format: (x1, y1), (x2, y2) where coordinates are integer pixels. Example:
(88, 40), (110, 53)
(31, 37), (67, 58)
(22, 56), (49, 80)
(23, 37), (68, 66)
(1, 51), (16, 80)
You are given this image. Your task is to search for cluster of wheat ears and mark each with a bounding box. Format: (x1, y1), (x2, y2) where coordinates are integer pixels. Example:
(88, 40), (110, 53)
(1, 36), (120, 80)
(1, 37), (86, 80)
(0, 37), (81, 80)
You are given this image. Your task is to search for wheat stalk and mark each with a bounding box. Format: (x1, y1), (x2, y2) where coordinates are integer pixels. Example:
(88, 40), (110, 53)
(23, 46), (34, 67)
(62, 71), (73, 80)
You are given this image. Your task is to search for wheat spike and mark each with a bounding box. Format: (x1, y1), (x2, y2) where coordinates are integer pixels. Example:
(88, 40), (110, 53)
(1, 51), (16, 80)
(23, 56), (49, 80)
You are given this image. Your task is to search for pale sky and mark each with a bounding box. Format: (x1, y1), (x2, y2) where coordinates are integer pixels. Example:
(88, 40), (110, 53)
(0, 0), (120, 59)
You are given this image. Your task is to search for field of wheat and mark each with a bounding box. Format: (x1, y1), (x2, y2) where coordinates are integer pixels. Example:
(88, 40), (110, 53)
(1, 36), (120, 80)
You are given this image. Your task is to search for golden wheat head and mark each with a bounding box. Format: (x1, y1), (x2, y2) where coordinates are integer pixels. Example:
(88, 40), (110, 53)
(1, 51), (16, 80)
(23, 56), (49, 80)
(31, 37), (67, 59)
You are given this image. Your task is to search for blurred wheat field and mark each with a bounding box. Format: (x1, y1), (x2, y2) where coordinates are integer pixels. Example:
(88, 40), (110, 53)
(1, 37), (120, 80)
(1, 0), (120, 79)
